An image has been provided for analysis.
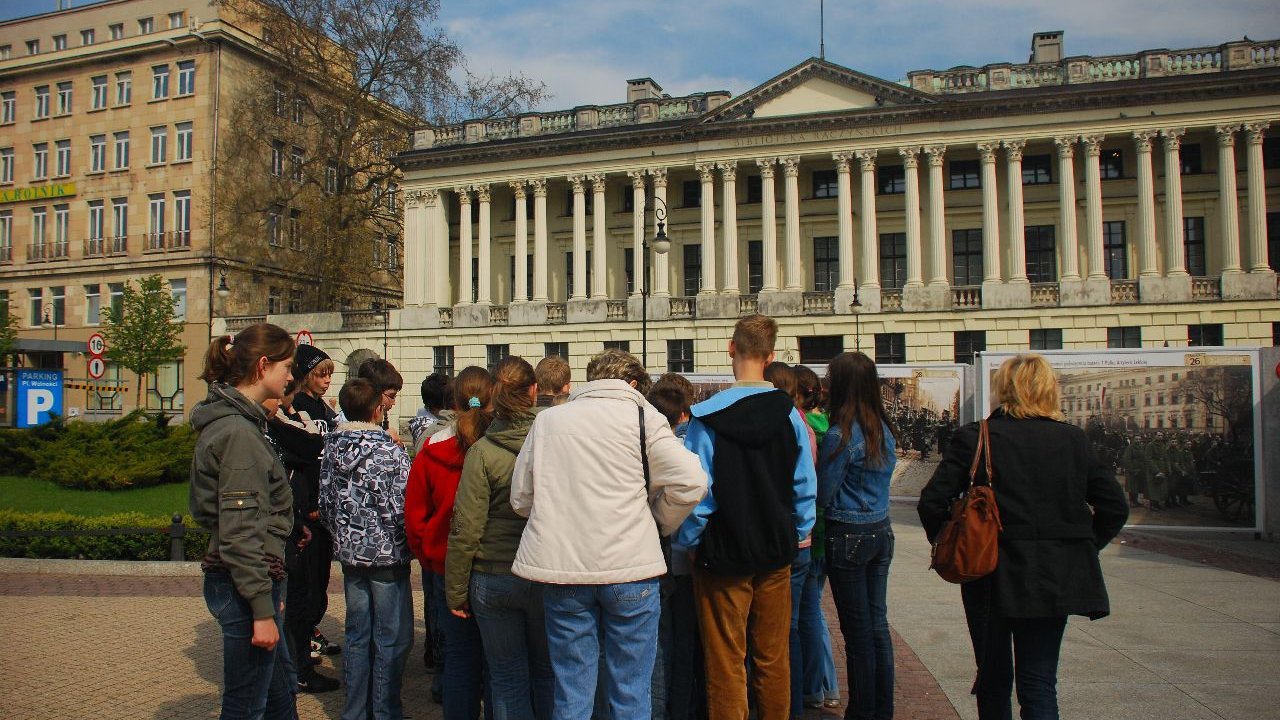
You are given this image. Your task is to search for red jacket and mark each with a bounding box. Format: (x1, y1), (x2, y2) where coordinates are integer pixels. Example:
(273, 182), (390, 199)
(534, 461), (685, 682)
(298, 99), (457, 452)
(404, 427), (466, 575)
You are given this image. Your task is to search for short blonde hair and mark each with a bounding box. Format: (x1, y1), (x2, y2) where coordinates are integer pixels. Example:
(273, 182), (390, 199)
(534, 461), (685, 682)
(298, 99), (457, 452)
(991, 354), (1063, 420)
(586, 349), (651, 395)
(732, 314), (777, 361)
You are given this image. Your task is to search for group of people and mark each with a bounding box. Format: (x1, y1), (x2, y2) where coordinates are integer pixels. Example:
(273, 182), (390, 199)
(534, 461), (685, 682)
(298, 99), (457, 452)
(190, 314), (1130, 720)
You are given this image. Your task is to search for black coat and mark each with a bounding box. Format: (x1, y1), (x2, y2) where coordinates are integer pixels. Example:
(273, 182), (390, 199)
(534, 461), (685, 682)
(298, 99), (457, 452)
(917, 410), (1129, 620)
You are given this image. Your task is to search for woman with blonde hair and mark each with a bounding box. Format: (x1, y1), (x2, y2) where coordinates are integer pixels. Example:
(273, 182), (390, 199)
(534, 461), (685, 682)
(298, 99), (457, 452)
(918, 354), (1128, 720)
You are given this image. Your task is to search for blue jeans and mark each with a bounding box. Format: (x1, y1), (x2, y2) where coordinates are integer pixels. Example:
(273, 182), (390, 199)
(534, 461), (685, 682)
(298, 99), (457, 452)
(826, 520), (895, 720)
(544, 580), (662, 720)
(788, 547), (812, 717)
(425, 572), (447, 698)
(471, 572), (555, 720)
(962, 599), (1068, 720)
(801, 557), (839, 703)
(341, 566), (414, 720)
(440, 580), (493, 720)
(203, 571), (298, 720)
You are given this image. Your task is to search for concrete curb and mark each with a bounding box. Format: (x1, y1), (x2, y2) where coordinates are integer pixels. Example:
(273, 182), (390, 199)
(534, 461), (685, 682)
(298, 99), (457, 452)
(0, 557), (203, 576)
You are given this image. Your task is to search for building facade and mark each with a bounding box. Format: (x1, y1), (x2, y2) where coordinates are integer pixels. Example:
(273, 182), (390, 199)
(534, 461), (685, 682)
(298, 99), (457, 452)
(0, 0), (402, 419)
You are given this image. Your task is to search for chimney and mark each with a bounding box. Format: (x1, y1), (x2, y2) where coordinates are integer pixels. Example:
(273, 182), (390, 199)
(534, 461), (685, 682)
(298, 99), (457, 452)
(1030, 31), (1064, 64)
(627, 78), (664, 103)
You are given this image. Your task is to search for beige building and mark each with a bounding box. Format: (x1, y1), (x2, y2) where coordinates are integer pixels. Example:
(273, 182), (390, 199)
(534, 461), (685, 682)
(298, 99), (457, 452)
(0, 0), (402, 420)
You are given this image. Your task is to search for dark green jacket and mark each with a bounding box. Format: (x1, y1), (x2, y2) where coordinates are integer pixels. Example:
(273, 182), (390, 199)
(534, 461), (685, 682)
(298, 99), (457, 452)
(445, 412), (535, 610)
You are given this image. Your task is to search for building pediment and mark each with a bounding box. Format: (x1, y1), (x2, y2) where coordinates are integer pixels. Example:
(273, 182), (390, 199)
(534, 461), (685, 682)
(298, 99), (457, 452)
(702, 58), (934, 123)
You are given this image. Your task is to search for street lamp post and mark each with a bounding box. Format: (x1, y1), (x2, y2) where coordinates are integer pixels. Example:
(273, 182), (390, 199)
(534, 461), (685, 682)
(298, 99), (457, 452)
(850, 277), (862, 352)
(642, 196), (672, 369)
(41, 304), (59, 342)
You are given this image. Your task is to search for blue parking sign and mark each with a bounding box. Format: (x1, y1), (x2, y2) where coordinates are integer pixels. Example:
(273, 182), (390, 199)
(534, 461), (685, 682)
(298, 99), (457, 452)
(16, 369), (64, 428)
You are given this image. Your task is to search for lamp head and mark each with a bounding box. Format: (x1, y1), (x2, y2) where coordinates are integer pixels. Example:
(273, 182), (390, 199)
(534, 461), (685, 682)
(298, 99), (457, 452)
(42, 305), (54, 329)
(653, 220), (670, 255)
(216, 271), (231, 298)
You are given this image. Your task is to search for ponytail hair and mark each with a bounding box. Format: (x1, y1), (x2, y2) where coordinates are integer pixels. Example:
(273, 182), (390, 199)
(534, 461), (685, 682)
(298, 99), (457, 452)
(202, 323), (294, 387)
(453, 366), (495, 451)
(491, 356), (536, 420)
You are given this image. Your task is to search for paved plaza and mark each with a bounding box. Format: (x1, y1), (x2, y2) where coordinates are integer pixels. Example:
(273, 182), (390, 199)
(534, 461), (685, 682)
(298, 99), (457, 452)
(1, 503), (1278, 719)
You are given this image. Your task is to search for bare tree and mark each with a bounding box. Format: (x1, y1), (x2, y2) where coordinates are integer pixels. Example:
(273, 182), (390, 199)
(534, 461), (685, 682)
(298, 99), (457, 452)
(1178, 366), (1252, 440)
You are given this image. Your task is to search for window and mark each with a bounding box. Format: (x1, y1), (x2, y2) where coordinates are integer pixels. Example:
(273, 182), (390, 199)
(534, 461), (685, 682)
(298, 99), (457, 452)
(290, 146), (304, 182)
(56, 81), (72, 114)
(681, 180), (701, 208)
(115, 71), (132, 105)
(798, 336), (842, 365)
(147, 361), (184, 412)
(544, 342), (569, 361)
(53, 34), (67, 51)
(267, 286), (280, 314)
(813, 236), (838, 291)
(170, 279), (187, 320)
(287, 289), (302, 313)
(174, 191), (191, 246)
(175, 122), (192, 161)
(812, 169), (837, 198)
(53, 204), (68, 255)
(0, 211), (10, 262)
(111, 198), (128, 245)
(954, 331), (986, 365)
(0, 147), (10, 183)
(89, 134), (106, 172)
(292, 96), (304, 124)
(150, 126), (167, 164)
(1030, 329), (1063, 350)
(952, 228), (984, 286)
(877, 165), (905, 194)
(177, 60), (195, 95)
(81, 28), (95, 46)
(949, 159), (981, 190)
(147, 194), (166, 248)
(1184, 216), (1206, 276)
(90, 75), (107, 109)
(1024, 225), (1057, 283)
(87, 200), (104, 252)
(28, 288), (42, 326)
(48, 286), (65, 326)
(35, 85), (49, 118)
(33, 143), (48, 179)
(0, 45), (9, 60)
(1107, 327), (1141, 349)
(267, 206), (282, 246)
(27, 39), (41, 55)
(107, 282), (124, 320)
(1100, 149), (1123, 180)
(1103, 221), (1127, 279)
(1270, 211), (1280, 273)
(1, 91), (13, 123)
(682, 244), (701, 296)
(152, 65), (169, 100)
(84, 284), (100, 325)
(621, 248), (635, 295)
(287, 209), (301, 250)
(603, 340), (631, 352)
(486, 344), (510, 372)
(273, 84), (286, 117)
(138, 17), (154, 34)
(113, 131), (130, 169)
(1022, 154), (1053, 184)
(667, 339), (694, 373)
(746, 175), (763, 203)
(747, 240), (763, 293)
(875, 333), (906, 364)
(1188, 324), (1223, 347)
(30, 207), (46, 255)
(1180, 143), (1202, 174)
(109, 23), (123, 40)
(880, 232), (907, 289)
(169, 11), (185, 29)
(325, 163), (339, 193)
(271, 140), (284, 176)
(433, 346), (455, 376)
(386, 236), (398, 271)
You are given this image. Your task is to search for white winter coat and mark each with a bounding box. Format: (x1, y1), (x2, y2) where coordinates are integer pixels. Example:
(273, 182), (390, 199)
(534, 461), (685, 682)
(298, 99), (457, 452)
(510, 379), (708, 585)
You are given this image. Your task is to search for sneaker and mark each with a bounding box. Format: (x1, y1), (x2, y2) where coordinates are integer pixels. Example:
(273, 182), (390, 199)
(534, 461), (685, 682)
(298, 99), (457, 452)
(297, 671), (340, 694)
(312, 632), (341, 656)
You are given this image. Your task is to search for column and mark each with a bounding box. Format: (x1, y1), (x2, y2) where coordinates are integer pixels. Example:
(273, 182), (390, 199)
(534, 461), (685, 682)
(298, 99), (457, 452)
(591, 174), (607, 298)
(1004, 140), (1027, 283)
(977, 141), (1002, 283)
(531, 179), (549, 302)
(719, 162), (740, 293)
(432, 190), (450, 306)
(629, 171), (647, 297)
(1081, 135), (1106, 279)
(475, 185), (491, 305)
(1163, 129), (1188, 276)
(1055, 137), (1081, 281)
(402, 191), (423, 306)
(1133, 131), (1159, 278)
(833, 152), (855, 289)
(570, 175), (587, 299)
(696, 162), (717, 293)
(924, 145), (947, 286)
(1216, 125), (1242, 273)
(457, 187), (473, 304)
(855, 150), (879, 287)
(1245, 122), (1271, 272)
(757, 158), (780, 292)
(511, 181), (528, 303)
(901, 147), (923, 287)
(783, 156), (802, 291)
(651, 169), (670, 297)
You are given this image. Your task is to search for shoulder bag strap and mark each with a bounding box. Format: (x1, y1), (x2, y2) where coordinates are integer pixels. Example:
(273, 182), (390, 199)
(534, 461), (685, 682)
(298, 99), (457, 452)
(639, 404), (651, 494)
(967, 419), (987, 489)
(980, 418), (993, 489)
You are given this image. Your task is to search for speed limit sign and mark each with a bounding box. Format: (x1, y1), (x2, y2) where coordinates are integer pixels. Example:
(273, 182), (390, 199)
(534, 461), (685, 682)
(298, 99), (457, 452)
(87, 333), (106, 357)
(296, 330), (314, 346)
(88, 356), (106, 380)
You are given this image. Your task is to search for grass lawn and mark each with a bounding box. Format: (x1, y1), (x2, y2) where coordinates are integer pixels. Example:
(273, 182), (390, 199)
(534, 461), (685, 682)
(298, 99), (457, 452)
(0, 476), (189, 518)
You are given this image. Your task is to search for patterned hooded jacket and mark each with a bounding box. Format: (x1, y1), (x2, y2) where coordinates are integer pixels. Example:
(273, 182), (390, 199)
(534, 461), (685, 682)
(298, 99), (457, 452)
(318, 421), (412, 568)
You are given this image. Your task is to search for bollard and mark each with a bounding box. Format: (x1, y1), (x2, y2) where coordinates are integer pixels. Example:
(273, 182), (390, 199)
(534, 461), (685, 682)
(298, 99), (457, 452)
(169, 513), (186, 561)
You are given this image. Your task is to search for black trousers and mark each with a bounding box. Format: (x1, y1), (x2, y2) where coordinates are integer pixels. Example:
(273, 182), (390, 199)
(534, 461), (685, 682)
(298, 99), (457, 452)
(962, 588), (1068, 720)
(303, 522), (334, 632)
(284, 541), (312, 676)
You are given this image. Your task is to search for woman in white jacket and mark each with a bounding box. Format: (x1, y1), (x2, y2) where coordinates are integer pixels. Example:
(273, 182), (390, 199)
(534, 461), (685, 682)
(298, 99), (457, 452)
(510, 349), (707, 720)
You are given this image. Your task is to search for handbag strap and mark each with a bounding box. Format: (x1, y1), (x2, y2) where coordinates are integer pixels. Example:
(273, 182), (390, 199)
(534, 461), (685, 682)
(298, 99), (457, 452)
(968, 419), (994, 489)
(639, 404), (651, 493)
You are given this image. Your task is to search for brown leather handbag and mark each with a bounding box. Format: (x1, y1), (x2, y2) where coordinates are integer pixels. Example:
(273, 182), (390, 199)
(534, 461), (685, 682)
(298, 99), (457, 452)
(929, 419), (1002, 584)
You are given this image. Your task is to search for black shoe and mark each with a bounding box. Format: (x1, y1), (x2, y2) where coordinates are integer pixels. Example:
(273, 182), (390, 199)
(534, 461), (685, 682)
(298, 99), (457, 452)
(312, 632), (341, 656)
(298, 671), (340, 694)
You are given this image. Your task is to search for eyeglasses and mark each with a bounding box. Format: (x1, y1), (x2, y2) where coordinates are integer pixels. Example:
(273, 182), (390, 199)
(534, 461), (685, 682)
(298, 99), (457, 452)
(382, 390), (398, 401)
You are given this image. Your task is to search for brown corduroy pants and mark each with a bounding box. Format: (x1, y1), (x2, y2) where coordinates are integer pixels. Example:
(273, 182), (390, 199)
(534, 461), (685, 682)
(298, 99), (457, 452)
(692, 564), (792, 720)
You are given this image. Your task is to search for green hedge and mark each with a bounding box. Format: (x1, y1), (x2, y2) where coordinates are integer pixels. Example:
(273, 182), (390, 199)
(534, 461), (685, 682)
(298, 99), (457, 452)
(0, 510), (209, 561)
(23, 410), (196, 490)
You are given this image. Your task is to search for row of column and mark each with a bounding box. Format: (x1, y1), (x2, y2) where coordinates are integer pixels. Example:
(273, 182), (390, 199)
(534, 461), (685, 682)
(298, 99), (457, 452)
(402, 121), (1272, 307)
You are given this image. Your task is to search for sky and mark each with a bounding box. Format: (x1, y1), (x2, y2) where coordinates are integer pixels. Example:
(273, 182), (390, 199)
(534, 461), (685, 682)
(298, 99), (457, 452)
(5, 0), (1279, 113)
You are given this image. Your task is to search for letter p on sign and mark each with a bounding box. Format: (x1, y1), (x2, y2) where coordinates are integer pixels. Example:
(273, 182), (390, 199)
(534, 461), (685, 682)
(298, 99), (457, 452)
(25, 390), (55, 426)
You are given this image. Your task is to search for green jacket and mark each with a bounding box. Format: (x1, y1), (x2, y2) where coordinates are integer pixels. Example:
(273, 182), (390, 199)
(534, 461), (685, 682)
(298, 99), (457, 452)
(189, 384), (293, 619)
(445, 412), (535, 610)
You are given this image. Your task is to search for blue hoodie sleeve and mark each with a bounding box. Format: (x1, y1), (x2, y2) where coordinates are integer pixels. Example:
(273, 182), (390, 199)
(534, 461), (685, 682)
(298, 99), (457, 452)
(790, 408), (817, 541)
(675, 418), (718, 548)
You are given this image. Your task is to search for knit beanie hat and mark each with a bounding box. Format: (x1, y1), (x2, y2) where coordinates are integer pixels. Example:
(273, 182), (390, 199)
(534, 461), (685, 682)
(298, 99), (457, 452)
(294, 344), (330, 375)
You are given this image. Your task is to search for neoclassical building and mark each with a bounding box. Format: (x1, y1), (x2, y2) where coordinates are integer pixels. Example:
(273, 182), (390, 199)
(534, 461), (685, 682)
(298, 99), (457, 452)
(251, 33), (1279, 414)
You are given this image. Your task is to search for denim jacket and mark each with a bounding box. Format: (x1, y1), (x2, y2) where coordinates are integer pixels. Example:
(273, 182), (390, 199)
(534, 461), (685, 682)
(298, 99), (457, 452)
(817, 421), (896, 524)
